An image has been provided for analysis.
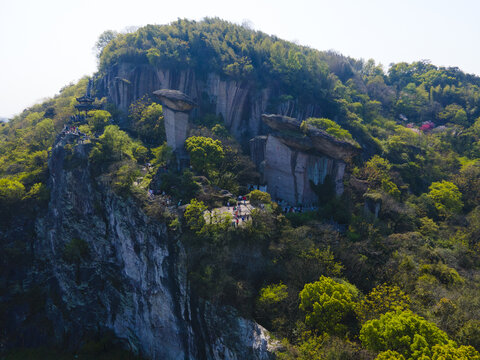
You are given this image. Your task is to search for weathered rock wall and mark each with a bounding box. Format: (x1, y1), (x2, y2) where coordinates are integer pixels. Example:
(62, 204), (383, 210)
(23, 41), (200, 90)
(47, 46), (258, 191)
(5, 136), (275, 359)
(264, 135), (346, 205)
(99, 63), (321, 143)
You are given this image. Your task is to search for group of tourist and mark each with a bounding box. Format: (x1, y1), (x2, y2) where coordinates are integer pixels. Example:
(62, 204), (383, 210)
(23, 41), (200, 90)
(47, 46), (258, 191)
(226, 199), (251, 226)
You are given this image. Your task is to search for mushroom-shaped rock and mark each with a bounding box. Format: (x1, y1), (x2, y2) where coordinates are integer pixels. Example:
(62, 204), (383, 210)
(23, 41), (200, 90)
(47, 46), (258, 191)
(153, 89), (196, 112)
(152, 89), (197, 155)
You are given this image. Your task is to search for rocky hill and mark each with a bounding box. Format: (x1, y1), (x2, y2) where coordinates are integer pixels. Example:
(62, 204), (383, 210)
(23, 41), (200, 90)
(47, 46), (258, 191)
(2, 17), (480, 360)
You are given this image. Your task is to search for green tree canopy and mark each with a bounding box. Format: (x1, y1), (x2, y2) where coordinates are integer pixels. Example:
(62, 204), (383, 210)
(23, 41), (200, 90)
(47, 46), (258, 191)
(129, 98), (165, 145)
(306, 117), (353, 141)
(90, 125), (134, 163)
(427, 180), (463, 217)
(185, 136), (224, 175)
(359, 310), (451, 359)
(356, 283), (411, 323)
(184, 198), (207, 233)
(299, 276), (358, 335)
(0, 178), (25, 208)
(87, 110), (111, 133)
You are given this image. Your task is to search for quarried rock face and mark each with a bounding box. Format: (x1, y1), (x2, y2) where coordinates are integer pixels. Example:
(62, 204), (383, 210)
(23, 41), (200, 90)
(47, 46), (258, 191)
(162, 107), (190, 152)
(261, 114), (360, 160)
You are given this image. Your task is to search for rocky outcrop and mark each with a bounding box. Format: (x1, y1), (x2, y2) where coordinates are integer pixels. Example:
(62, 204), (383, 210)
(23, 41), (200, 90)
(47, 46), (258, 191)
(99, 63), (322, 143)
(261, 114), (360, 161)
(4, 136), (275, 359)
(259, 114), (360, 205)
(153, 89), (196, 159)
(153, 89), (197, 112)
(264, 136), (346, 205)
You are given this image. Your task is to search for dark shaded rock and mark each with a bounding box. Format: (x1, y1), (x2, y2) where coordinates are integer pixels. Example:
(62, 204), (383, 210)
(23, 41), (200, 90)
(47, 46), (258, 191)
(249, 136), (267, 170)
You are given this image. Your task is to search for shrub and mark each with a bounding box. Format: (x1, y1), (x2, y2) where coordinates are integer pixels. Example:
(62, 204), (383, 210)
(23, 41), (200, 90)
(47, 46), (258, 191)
(185, 136), (224, 175)
(184, 199), (207, 233)
(248, 190), (271, 206)
(427, 181), (463, 217)
(356, 284), (410, 323)
(306, 117), (354, 141)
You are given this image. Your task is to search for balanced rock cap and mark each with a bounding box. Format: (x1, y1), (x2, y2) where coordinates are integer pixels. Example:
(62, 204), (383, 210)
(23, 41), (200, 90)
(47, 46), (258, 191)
(153, 89), (197, 112)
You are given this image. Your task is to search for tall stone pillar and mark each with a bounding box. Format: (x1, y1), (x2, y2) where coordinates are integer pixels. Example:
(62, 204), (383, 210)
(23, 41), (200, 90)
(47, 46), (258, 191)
(153, 89), (196, 169)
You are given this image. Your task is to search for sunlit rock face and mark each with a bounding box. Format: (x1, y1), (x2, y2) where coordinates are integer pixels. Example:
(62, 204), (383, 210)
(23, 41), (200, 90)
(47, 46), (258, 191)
(264, 135), (346, 205)
(100, 64), (321, 143)
(259, 114), (359, 205)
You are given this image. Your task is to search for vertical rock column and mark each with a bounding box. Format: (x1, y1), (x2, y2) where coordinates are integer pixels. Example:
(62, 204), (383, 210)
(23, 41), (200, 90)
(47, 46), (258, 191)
(153, 89), (196, 169)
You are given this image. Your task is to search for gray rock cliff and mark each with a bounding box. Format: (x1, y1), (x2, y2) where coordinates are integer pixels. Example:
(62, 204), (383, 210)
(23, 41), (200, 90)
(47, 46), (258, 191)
(99, 63), (322, 143)
(6, 135), (275, 359)
(259, 114), (360, 205)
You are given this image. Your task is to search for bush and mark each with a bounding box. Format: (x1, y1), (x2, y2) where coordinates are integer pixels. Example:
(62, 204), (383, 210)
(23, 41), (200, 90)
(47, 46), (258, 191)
(185, 136), (224, 175)
(458, 320), (480, 351)
(248, 190), (271, 206)
(306, 117), (354, 141)
(87, 110), (111, 132)
(356, 284), (410, 323)
(0, 178), (25, 205)
(184, 199), (207, 233)
(427, 181), (463, 217)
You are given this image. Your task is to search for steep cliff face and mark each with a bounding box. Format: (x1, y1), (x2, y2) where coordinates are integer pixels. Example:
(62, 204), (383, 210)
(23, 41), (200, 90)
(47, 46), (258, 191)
(99, 63), (321, 142)
(258, 114), (360, 205)
(6, 135), (274, 359)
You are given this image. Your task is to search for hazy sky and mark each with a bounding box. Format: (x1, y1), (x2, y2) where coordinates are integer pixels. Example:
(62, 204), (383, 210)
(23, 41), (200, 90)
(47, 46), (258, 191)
(1, 0), (479, 118)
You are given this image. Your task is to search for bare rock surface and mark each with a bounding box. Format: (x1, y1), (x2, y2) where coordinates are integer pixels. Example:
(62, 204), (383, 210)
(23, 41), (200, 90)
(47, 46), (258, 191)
(261, 114), (360, 161)
(153, 89), (196, 112)
(99, 64), (322, 142)
(261, 114), (358, 204)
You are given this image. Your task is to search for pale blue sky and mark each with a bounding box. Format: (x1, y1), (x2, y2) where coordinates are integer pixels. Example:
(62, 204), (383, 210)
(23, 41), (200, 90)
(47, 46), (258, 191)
(1, 0), (479, 118)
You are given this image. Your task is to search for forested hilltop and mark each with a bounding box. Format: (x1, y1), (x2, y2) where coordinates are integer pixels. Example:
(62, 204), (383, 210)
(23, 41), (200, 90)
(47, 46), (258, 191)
(1, 18), (480, 360)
